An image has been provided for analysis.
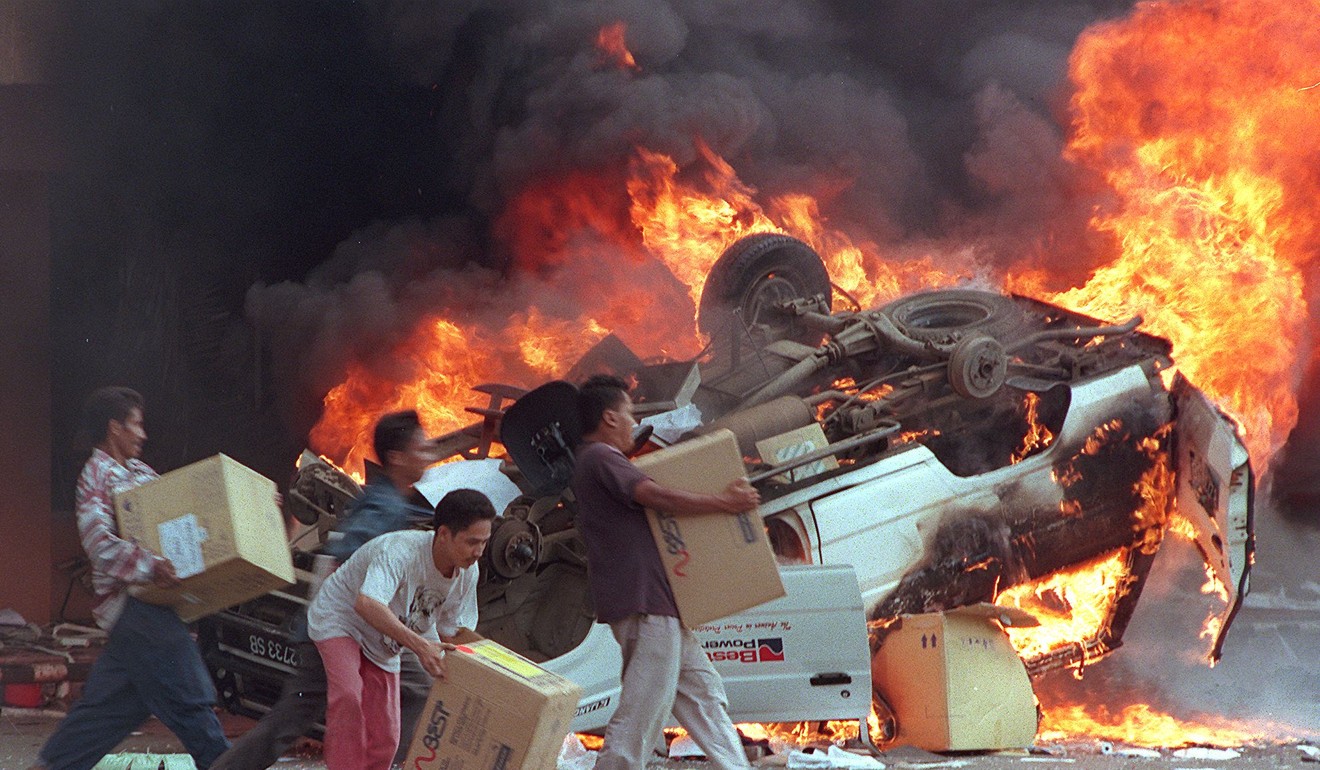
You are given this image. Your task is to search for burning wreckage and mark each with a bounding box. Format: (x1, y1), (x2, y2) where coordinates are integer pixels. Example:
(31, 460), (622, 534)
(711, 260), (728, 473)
(200, 234), (1253, 749)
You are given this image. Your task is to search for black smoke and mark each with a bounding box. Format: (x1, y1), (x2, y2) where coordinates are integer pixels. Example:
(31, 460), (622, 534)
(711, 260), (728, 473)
(54, 0), (1251, 488)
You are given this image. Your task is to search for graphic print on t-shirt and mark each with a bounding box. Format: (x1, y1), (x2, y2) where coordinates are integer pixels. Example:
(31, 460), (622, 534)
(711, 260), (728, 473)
(382, 585), (446, 654)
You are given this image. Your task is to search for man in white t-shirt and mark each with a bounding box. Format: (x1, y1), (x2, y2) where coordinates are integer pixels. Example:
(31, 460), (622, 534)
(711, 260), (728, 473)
(307, 488), (495, 770)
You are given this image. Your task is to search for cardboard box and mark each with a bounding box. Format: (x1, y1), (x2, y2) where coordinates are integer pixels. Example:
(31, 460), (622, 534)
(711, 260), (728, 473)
(870, 603), (1039, 751)
(635, 429), (786, 627)
(404, 639), (583, 770)
(115, 454), (294, 622)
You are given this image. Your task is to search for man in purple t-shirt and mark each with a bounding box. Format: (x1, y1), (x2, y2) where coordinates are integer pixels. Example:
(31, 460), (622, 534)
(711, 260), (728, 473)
(570, 374), (760, 770)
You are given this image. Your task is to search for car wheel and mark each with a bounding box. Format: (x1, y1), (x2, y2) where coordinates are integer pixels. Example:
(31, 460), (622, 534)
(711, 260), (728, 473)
(881, 289), (1024, 345)
(698, 233), (832, 347)
(947, 334), (1008, 399)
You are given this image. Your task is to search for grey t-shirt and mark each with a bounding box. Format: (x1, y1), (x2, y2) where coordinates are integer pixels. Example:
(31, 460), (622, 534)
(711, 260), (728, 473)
(307, 529), (478, 671)
(571, 441), (679, 623)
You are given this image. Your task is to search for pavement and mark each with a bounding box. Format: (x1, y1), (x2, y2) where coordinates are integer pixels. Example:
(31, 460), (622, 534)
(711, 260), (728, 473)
(4, 707), (1320, 770)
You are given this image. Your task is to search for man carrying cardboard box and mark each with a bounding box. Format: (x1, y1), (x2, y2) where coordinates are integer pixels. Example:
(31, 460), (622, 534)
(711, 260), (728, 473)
(306, 488), (494, 770)
(32, 387), (230, 770)
(571, 375), (759, 770)
(211, 409), (441, 770)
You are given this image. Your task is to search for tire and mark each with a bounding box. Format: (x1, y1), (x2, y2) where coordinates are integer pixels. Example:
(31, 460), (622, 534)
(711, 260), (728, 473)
(880, 289), (1025, 345)
(698, 234), (832, 347)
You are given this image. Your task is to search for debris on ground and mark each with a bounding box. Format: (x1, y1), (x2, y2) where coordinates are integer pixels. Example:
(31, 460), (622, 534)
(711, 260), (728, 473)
(1171, 746), (1242, 760)
(91, 753), (197, 770)
(785, 746), (885, 769)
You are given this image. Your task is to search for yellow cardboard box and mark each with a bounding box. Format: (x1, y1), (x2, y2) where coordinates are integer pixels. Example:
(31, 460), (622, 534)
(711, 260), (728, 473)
(114, 454), (294, 622)
(404, 639), (583, 770)
(635, 429), (786, 627)
(871, 603), (1039, 751)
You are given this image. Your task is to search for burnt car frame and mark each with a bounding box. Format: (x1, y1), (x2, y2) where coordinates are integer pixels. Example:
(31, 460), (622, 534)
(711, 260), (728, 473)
(200, 233), (1253, 748)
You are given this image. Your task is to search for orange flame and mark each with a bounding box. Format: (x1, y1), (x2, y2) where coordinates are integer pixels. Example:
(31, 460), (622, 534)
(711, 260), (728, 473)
(1039, 703), (1280, 748)
(997, 550), (1131, 663)
(1027, 0), (1319, 469)
(1011, 392), (1055, 463)
(313, 139), (970, 471)
(594, 22), (639, 72)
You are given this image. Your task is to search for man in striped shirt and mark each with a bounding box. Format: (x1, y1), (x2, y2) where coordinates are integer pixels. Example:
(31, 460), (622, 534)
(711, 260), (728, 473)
(32, 387), (230, 770)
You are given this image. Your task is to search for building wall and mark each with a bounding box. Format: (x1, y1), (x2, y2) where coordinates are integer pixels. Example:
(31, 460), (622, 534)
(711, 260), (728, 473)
(0, 2), (58, 624)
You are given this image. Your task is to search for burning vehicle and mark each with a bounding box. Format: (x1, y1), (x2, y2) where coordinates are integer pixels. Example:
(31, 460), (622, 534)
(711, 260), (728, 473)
(200, 233), (1254, 748)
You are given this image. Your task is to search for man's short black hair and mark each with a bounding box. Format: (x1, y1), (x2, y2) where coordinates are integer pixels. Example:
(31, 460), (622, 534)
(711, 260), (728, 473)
(373, 410), (423, 466)
(433, 488), (497, 532)
(577, 374), (630, 435)
(82, 387), (145, 444)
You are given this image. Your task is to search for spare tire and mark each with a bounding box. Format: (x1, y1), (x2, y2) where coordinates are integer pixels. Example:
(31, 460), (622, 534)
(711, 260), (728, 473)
(880, 289), (1025, 345)
(698, 233), (832, 347)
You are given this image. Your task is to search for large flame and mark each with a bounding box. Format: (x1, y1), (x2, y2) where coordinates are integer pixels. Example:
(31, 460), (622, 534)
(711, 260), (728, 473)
(312, 139), (968, 473)
(1021, 0), (1318, 468)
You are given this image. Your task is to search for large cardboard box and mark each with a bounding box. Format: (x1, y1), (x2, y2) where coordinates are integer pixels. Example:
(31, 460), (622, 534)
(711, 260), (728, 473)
(405, 639), (583, 770)
(871, 603), (1039, 751)
(114, 454), (294, 622)
(635, 429), (786, 627)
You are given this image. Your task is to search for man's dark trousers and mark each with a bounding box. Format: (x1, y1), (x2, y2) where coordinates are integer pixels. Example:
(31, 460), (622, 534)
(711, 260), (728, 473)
(210, 644), (431, 768)
(38, 598), (230, 770)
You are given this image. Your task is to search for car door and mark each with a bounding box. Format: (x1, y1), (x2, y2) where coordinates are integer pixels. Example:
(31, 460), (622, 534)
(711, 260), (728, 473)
(699, 564), (872, 725)
(548, 564), (872, 732)
(1173, 374), (1254, 659)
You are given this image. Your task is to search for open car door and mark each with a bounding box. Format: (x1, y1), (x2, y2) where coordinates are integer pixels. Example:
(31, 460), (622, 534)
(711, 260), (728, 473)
(1173, 374), (1254, 660)
(701, 565), (872, 728)
(550, 565), (872, 737)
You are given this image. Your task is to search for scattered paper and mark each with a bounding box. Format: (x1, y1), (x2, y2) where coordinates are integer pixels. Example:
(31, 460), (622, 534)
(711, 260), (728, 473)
(669, 734), (705, 758)
(786, 746), (885, 769)
(557, 734), (599, 770)
(1171, 747), (1241, 760)
(1117, 747), (1161, 759)
(416, 458), (521, 512)
(641, 403), (704, 444)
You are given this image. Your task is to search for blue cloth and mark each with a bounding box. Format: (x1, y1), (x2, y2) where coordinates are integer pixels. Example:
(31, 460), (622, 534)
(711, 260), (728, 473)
(322, 477), (431, 563)
(38, 598), (230, 770)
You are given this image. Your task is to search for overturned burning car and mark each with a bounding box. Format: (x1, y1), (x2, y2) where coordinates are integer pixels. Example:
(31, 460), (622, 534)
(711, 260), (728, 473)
(200, 234), (1253, 747)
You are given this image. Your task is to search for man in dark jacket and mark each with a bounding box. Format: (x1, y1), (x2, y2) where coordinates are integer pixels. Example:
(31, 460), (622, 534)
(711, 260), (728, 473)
(211, 410), (439, 769)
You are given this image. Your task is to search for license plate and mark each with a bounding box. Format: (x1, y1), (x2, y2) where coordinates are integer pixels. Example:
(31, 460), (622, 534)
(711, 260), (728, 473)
(246, 633), (301, 668)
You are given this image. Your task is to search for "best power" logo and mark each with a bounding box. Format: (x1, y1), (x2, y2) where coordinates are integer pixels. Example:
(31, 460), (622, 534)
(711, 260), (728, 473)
(702, 637), (785, 663)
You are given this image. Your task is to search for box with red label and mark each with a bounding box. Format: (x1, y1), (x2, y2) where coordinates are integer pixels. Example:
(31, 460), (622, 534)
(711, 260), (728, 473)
(114, 454), (294, 622)
(635, 429), (786, 627)
(404, 639), (582, 770)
